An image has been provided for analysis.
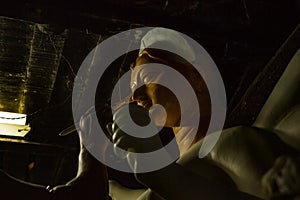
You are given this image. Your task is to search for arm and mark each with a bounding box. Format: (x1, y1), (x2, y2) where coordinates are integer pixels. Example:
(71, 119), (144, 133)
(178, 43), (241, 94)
(62, 145), (110, 200)
(52, 110), (111, 200)
(0, 168), (51, 200)
(135, 162), (262, 200)
(51, 146), (110, 200)
(110, 104), (262, 200)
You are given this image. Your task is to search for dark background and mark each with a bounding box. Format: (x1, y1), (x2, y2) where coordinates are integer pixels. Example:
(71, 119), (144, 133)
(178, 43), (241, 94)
(0, 0), (299, 187)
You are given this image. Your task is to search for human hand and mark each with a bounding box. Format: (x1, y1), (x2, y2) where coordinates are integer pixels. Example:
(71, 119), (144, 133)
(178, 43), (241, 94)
(261, 156), (300, 199)
(54, 106), (111, 200)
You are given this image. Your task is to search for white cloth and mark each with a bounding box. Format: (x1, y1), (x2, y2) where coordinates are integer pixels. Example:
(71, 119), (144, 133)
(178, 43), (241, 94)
(139, 27), (196, 62)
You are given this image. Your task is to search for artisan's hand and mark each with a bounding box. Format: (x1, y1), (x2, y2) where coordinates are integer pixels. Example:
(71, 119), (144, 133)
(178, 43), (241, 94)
(261, 156), (300, 199)
(52, 108), (112, 200)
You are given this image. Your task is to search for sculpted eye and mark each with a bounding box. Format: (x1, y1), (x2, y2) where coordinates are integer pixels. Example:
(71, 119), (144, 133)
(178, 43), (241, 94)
(131, 65), (162, 90)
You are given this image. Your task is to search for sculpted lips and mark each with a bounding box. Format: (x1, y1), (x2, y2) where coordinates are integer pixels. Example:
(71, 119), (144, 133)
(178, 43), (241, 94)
(137, 100), (152, 110)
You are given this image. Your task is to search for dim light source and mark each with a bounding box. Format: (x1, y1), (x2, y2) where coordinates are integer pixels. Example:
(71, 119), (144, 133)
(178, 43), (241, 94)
(0, 111), (30, 138)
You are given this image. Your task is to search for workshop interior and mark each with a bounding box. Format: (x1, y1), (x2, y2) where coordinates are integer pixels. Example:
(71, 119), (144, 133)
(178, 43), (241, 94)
(0, 0), (299, 188)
